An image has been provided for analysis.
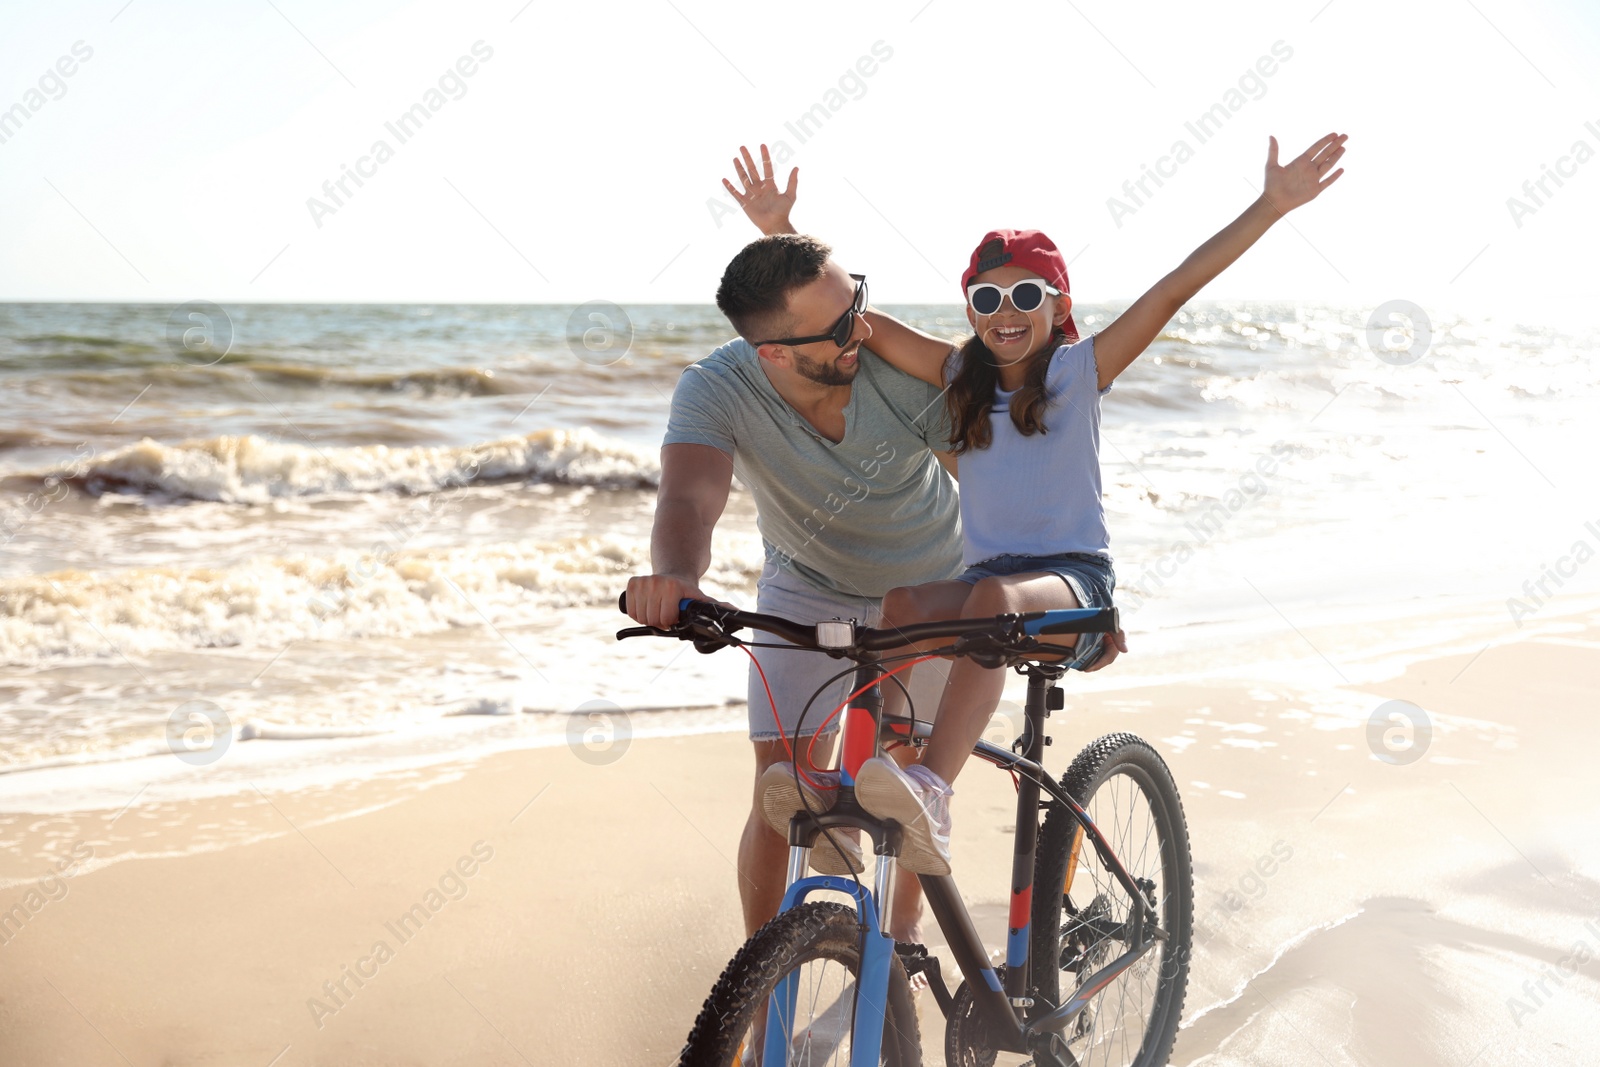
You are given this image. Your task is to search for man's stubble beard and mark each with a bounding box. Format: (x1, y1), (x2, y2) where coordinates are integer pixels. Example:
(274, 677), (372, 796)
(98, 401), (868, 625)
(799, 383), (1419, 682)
(793, 349), (860, 387)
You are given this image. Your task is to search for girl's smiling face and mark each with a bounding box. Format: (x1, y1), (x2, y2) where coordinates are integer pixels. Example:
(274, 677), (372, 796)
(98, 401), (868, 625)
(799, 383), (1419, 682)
(965, 263), (1074, 365)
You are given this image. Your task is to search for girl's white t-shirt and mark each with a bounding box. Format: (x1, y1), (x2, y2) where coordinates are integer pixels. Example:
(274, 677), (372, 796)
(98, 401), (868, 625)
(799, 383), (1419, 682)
(944, 335), (1113, 567)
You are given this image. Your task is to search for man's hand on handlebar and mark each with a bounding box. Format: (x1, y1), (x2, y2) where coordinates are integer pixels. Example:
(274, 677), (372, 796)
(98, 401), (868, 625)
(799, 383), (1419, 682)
(624, 574), (728, 629)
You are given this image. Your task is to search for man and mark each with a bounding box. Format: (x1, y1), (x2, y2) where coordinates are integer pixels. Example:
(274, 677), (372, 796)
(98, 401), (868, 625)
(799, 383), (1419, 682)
(624, 226), (961, 942)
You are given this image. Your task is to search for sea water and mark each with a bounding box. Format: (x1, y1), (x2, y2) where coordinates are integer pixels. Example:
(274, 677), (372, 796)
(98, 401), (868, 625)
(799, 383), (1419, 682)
(2, 300), (1596, 802)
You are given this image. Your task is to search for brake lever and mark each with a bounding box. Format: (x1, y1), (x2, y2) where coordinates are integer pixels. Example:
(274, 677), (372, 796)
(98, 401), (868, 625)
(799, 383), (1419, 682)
(615, 616), (740, 654)
(952, 624), (1049, 670)
(614, 597), (746, 651)
(616, 625), (676, 641)
(688, 618), (738, 655)
(952, 632), (1009, 670)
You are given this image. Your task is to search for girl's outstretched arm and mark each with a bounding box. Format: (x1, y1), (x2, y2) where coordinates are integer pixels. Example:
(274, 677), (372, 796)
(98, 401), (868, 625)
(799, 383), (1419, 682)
(723, 143), (951, 388)
(858, 310), (953, 388)
(1094, 132), (1348, 390)
(723, 143), (798, 236)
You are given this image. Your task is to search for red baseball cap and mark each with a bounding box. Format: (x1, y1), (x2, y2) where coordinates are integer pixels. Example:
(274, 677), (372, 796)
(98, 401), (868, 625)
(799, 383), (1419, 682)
(962, 229), (1077, 339)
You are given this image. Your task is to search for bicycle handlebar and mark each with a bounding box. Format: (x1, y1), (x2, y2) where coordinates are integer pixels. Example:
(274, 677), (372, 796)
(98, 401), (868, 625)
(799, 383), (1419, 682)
(616, 591), (1119, 658)
(617, 591), (817, 646)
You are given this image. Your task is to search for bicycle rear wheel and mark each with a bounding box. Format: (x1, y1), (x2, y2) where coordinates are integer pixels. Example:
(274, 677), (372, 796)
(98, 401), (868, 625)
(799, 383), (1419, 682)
(678, 901), (922, 1066)
(1029, 733), (1192, 1067)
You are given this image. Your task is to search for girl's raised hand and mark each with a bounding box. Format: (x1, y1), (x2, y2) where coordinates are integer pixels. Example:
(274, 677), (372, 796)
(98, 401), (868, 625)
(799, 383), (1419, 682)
(723, 144), (799, 236)
(1262, 132), (1347, 213)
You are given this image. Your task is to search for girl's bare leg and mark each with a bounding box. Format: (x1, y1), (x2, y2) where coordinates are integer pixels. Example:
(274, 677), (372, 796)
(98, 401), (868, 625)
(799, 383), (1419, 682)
(876, 579), (971, 940)
(915, 573), (1083, 787)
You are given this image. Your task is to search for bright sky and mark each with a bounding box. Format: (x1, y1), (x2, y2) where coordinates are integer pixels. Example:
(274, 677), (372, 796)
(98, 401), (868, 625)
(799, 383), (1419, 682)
(2, 0), (1597, 320)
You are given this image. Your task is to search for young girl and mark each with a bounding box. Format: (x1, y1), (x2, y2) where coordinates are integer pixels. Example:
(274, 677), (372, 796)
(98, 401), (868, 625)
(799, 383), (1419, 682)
(726, 134), (1347, 875)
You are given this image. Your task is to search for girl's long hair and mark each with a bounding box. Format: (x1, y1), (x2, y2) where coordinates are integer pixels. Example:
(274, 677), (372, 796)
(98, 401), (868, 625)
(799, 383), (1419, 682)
(945, 322), (1077, 455)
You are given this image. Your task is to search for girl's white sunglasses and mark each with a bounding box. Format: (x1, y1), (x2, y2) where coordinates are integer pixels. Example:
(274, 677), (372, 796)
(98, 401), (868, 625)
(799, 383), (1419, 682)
(966, 279), (1061, 316)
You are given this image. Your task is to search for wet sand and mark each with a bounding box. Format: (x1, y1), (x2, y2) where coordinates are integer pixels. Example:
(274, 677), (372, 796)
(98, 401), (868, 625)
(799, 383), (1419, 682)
(1, 614), (1596, 1065)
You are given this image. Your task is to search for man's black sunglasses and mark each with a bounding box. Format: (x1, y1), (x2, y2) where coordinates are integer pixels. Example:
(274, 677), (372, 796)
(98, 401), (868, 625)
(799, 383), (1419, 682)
(753, 275), (867, 349)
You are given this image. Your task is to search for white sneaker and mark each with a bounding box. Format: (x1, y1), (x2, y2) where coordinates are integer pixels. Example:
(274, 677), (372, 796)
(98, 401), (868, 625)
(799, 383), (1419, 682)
(853, 758), (953, 876)
(759, 762), (864, 875)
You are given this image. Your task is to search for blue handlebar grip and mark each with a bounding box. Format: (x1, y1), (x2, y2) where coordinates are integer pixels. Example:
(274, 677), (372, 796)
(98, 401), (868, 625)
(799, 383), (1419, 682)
(1022, 607), (1114, 636)
(679, 597), (697, 610)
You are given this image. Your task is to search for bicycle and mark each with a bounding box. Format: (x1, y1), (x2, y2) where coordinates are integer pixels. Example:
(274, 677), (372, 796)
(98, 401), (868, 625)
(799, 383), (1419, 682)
(616, 595), (1193, 1066)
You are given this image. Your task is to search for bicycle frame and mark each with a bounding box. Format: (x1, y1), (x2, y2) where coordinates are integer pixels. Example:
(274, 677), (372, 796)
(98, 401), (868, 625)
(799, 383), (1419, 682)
(773, 656), (1168, 1063)
(613, 594), (1166, 1063)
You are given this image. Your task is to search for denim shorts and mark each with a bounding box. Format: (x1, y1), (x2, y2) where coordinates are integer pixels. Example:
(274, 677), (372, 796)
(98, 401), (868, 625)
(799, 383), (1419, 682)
(955, 552), (1117, 671)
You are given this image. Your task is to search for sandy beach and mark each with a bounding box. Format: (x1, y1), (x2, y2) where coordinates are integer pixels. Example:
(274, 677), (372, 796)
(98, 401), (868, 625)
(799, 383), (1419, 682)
(4, 605), (1596, 1066)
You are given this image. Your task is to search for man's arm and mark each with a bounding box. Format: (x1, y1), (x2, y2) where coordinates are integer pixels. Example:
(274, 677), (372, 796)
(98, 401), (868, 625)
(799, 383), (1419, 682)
(1094, 132), (1347, 391)
(625, 443), (734, 629)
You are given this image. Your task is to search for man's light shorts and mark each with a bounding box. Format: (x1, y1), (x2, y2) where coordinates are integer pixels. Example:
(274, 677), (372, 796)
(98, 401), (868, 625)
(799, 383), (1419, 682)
(746, 566), (950, 741)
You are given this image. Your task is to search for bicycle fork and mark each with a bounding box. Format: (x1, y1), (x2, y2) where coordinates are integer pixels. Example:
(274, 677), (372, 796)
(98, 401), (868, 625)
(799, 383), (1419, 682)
(766, 660), (900, 1067)
(769, 814), (898, 1067)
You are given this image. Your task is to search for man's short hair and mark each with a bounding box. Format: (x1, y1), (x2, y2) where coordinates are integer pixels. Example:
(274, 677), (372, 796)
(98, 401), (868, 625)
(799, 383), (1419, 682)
(715, 234), (833, 343)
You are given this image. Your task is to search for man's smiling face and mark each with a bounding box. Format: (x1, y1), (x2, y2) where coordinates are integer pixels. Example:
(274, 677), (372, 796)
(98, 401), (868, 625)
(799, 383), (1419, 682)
(765, 261), (870, 387)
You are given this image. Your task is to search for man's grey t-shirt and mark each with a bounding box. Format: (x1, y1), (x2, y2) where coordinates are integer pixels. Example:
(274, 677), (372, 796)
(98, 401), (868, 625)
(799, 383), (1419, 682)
(663, 338), (963, 599)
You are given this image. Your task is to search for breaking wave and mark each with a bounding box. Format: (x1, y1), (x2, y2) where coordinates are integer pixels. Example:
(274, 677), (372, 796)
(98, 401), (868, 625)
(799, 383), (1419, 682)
(25, 428), (660, 503)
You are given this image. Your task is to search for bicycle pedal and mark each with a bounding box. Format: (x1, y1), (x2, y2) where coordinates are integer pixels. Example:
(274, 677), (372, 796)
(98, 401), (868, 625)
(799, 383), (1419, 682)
(893, 942), (954, 1016)
(893, 941), (933, 972)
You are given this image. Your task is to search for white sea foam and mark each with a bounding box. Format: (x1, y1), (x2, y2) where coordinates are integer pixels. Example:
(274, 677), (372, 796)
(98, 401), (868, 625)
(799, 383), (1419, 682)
(49, 427), (660, 503)
(0, 531), (764, 664)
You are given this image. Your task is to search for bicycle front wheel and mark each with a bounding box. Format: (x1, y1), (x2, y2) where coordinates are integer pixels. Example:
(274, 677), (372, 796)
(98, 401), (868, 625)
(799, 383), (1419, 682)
(677, 901), (922, 1066)
(1030, 733), (1193, 1067)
